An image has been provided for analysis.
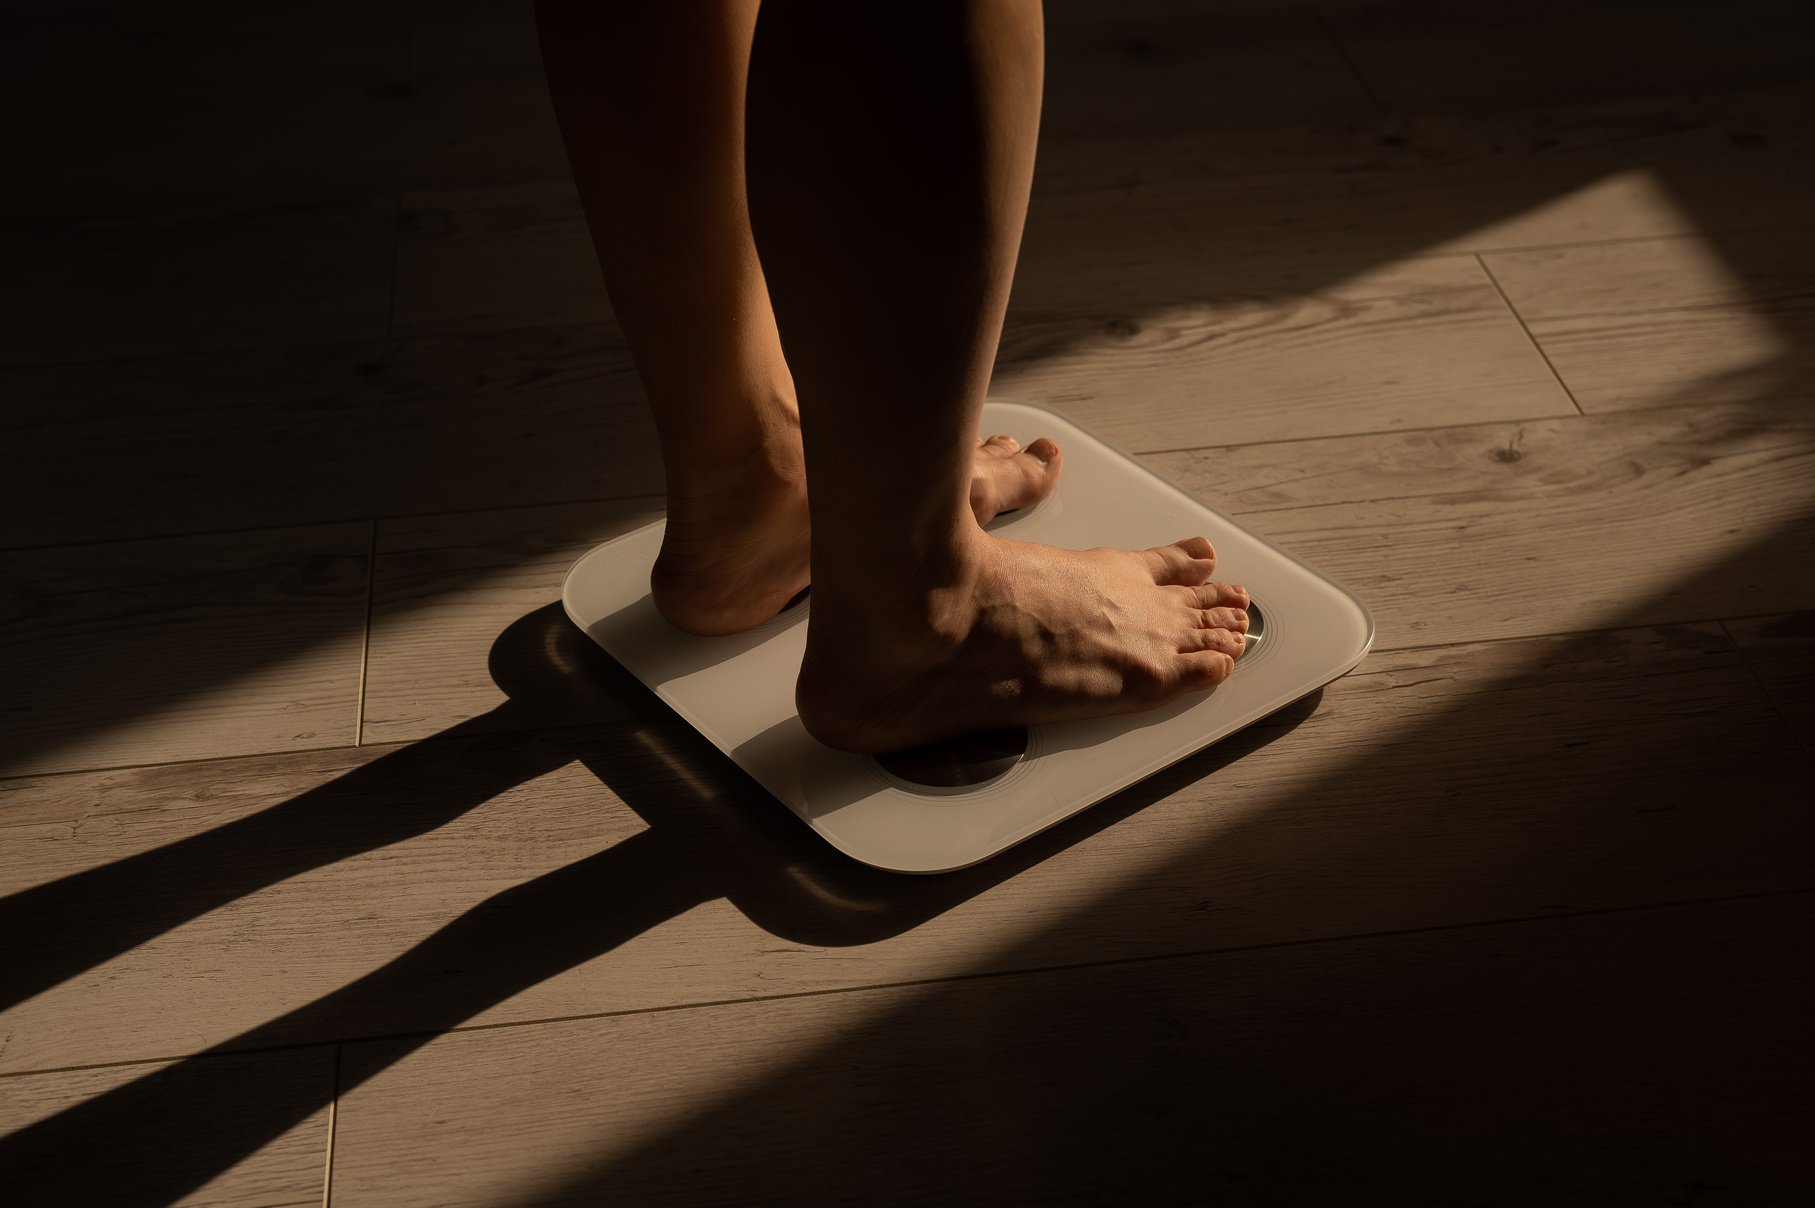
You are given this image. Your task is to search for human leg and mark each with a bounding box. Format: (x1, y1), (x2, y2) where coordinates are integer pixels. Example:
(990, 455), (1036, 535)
(535, 0), (808, 635)
(535, 0), (1066, 635)
(746, 0), (1248, 751)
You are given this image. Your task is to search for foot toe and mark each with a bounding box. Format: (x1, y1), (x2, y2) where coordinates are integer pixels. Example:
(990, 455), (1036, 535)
(1146, 537), (1217, 585)
(1181, 626), (1245, 657)
(971, 435), (1062, 523)
(1195, 605), (1248, 633)
(1190, 580), (1249, 609)
(1178, 649), (1237, 688)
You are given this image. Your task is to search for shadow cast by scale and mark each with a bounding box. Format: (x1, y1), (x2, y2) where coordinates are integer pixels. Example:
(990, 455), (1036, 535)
(501, 521), (1815, 1206)
(0, 603), (1320, 1204)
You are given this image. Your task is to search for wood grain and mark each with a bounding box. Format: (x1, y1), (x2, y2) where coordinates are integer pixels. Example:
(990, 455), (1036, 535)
(1037, 4), (1369, 142)
(999, 255), (1573, 451)
(329, 893), (1815, 1205)
(391, 181), (614, 337)
(1726, 611), (1815, 758)
(0, 1046), (334, 1207)
(1515, 307), (1815, 415)
(389, 89), (1815, 351)
(1, 7), (403, 220)
(1147, 405), (1815, 651)
(0, 524), (370, 777)
(1485, 229), (1815, 322)
(3, 7), (565, 223)
(5, 623), (1809, 1072)
(1322, 0), (1815, 115)
(1483, 230), (1815, 414)
(1021, 86), (1815, 293)
(361, 497), (665, 744)
(0, 199), (396, 367)
(409, 0), (545, 76)
(0, 323), (659, 549)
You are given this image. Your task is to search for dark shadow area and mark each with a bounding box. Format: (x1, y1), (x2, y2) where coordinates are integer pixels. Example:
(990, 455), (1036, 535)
(539, 895), (1814, 1206)
(460, 522), (1815, 1206)
(0, 605), (1319, 1203)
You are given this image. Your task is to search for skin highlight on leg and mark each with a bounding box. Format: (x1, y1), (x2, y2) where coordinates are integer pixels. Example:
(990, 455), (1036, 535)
(746, 0), (1249, 753)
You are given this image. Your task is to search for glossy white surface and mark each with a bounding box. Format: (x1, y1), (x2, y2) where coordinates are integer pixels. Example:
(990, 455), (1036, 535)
(563, 401), (1373, 873)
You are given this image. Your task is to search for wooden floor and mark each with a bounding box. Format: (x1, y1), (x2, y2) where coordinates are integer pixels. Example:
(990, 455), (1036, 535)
(4, 0), (1814, 1203)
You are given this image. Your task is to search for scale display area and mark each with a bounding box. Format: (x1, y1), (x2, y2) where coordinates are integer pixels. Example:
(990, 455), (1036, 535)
(564, 401), (1373, 874)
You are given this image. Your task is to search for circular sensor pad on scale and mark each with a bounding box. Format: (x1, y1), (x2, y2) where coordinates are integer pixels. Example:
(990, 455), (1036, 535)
(872, 727), (1030, 791)
(1242, 599), (1267, 658)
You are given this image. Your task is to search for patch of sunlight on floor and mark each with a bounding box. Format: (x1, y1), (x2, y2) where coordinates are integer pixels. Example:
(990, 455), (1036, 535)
(1429, 166), (1704, 254)
(5, 627), (368, 780)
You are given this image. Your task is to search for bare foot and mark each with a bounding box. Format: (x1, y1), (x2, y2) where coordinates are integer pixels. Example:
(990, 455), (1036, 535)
(970, 433), (1062, 525)
(652, 425), (1064, 636)
(652, 471), (812, 638)
(796, 533), (1250, 752)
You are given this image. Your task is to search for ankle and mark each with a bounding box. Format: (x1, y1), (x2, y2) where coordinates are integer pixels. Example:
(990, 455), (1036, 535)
(659, 395), (805, 502)
(810, 523), (992, 650)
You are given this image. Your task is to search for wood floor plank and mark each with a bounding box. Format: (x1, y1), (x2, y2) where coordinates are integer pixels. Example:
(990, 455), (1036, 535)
(0, 324), (658, 549)
(1726, 612), (1815, 757)
(1321, 0), (1815, 116)
(407, 0), (1369, 147)
(391, 83), (1815, 345)
(1, 3), (401, 84)
(6, 0), (384, 36)
(393, 68), (570, 197)
(328, 893), (1815, 1206)
(0, 199), (395, 366)
(1484, 229), (1815, 323)
(1022, 85), (1815, 285)
(5, 621), (1809, 1072)
(361, 497), (664, 745)
(386, 96), (1812, 463)
(1482, 231), (1815, 415)
(998, 255), (1573, 450)
(1148, 405), (1815, 651)
(3, 5), (564, 222)
(0, 1046), (335, 1207)
(1, 7), (403, 220)
(1516, 307), (1815, 415)
(392, 181), (613, 338)
(393, 185), (1573, 448)
(1036, 4), (1369, 142)
(0, 524), (370, 778)
(408, 0), (544, 76)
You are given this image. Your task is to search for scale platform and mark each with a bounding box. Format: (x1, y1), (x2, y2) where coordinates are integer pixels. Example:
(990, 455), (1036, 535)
(563, 400), (1372, 873)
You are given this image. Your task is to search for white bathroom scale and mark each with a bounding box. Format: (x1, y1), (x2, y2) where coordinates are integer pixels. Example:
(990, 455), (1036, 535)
(563, 400), (1373, 873)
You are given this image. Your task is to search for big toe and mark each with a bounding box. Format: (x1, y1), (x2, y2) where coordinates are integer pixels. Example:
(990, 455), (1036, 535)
(972, 437), (1062, 524)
